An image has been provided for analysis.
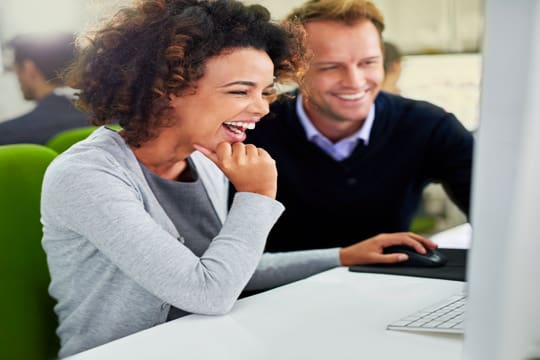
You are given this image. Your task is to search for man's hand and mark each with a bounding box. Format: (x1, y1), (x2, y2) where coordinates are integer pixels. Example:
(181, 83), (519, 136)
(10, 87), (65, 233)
(339, 232), (438, 266)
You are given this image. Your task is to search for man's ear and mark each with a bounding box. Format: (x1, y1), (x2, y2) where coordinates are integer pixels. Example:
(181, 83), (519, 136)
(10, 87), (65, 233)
(21, 59), (45, 81)
(389, 61), (402, 75)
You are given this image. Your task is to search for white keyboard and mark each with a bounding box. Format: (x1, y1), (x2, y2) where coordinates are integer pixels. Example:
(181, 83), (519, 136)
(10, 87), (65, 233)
(387, 294), (466, 334)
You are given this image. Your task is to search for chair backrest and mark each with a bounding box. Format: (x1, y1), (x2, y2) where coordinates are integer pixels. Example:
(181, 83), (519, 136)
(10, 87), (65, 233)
(0, 144), (59, 360)
(45, 126), (98, 154)
(46, 125), (122, 154)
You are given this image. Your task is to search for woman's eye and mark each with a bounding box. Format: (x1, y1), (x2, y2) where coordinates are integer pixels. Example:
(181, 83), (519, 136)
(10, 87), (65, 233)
(229, 90), (248, 95)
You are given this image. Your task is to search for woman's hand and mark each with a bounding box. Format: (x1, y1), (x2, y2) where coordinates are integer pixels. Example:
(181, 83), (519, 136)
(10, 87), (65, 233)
(194, 142), (277, 199)
(338, 232), (438, 266)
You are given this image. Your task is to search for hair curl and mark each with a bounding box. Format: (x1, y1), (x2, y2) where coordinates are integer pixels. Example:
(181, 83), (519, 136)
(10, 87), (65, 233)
(65, 0), (308, 145)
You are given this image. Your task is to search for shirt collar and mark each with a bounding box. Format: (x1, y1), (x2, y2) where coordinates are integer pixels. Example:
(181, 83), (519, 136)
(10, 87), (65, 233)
(296, 94), (376, 146)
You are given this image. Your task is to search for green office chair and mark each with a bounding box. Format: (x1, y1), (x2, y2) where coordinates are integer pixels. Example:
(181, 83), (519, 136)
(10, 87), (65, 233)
(46, 125), (122, 154)
(0, 144), (59, 360)
(45, 126), (98, 154)
(409, 215), (437, 235)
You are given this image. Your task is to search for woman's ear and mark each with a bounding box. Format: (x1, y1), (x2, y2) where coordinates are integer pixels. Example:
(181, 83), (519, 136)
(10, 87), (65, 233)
(167, 93), (177, 108)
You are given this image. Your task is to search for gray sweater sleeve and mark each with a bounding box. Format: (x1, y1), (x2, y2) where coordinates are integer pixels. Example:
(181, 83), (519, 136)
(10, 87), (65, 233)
(246, 248), (341, 291)
(42, 158), (284, 315)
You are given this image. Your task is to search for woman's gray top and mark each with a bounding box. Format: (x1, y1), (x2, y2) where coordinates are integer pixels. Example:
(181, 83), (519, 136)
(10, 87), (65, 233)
(41, 127), (340, 357)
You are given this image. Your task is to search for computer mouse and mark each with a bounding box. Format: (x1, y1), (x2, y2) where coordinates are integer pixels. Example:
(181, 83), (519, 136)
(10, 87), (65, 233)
(383, 245), (448, 267)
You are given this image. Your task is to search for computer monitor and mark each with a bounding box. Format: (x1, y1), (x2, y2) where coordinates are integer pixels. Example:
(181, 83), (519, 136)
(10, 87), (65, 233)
(464, 0), (540, 359)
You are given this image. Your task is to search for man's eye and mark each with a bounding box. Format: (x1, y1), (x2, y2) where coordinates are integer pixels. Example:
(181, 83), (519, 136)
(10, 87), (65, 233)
(362, 60), (379, 66)
(229, 91), (248, 95)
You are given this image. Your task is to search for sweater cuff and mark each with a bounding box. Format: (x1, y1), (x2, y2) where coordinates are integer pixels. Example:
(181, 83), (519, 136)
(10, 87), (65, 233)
(325, 247), (342, 267)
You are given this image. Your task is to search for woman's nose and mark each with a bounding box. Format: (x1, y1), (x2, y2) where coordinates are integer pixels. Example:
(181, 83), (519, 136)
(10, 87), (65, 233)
(249, 95), (270, 116)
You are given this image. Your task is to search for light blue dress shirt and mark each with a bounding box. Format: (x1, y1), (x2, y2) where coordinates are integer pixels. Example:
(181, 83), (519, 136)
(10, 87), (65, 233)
(296, 94), (375, 161)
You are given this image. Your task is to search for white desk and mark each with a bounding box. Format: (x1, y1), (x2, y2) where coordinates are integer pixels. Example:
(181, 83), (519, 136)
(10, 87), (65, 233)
(68, 268), (464, 360)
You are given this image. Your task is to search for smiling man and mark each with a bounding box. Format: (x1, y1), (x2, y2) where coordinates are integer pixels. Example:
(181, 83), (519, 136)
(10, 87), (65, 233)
(246, 0), (474, 252)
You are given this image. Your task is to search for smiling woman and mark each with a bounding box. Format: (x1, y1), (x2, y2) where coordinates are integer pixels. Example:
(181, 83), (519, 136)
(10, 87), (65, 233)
(162, 48), (275, 151)
(40, 0), (308, 357)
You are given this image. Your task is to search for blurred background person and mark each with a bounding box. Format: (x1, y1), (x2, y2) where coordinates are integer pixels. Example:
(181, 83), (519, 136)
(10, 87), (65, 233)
(0, 32), (88, 145)
(381, 41), (403, 95)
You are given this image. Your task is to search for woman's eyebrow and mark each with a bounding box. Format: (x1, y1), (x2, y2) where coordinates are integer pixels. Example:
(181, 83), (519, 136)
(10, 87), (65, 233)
(220, 80), (256, 88)
(219, 81), (275, 88)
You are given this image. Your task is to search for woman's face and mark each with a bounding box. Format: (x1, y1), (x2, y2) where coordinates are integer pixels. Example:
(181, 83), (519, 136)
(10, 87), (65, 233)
(167, 47), (275, 153)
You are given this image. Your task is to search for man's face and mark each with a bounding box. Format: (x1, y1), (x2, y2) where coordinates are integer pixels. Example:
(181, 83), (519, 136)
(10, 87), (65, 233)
(14, 61), (37, 100)
(301, 19), (384, 139)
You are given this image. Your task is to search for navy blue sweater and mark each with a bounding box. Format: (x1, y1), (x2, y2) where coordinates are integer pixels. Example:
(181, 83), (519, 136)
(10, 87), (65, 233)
(0, 93), (88, 145)
(246, 92), (473, 252)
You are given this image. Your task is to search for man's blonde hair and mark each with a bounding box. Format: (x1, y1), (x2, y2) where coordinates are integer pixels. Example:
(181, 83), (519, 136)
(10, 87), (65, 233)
(287, 0), (385, 35)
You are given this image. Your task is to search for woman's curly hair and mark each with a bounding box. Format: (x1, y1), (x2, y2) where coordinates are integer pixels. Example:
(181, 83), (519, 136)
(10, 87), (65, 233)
(65, 0), (308, 145)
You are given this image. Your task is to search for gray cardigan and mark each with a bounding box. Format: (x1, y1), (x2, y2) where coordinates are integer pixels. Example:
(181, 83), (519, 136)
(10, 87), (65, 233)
(41, 127), (340, 357)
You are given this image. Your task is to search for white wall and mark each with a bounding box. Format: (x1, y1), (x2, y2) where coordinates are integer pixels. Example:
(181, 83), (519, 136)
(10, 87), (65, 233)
(245, 0), (483, 53)
(0, 73), (34, 121)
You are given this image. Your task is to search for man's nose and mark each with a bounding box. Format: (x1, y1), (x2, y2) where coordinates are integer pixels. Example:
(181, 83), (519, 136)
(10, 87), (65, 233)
(341, 67), (365, 88)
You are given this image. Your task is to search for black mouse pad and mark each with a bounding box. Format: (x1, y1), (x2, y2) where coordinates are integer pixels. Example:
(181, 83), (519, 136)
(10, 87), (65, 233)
(348, 248), (467, 281)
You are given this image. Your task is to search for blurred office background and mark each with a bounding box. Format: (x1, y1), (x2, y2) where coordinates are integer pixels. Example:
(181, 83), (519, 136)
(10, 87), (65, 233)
(0, 0), (483, 232)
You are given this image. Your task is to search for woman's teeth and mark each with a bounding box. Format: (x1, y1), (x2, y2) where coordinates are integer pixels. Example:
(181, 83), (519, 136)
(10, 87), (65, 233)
(223, 121), (256, 135)
(224, 121), (256, 129)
